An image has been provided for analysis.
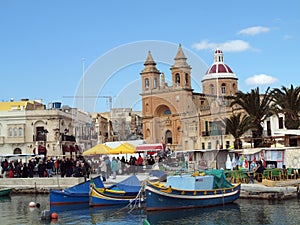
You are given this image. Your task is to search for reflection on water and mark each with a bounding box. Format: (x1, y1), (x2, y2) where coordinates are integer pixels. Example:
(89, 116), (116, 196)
(49, 204), (145, 225)
(0, 195), (300, 225)
(0, 196), (11, 203)
(146, 203), (241, 225)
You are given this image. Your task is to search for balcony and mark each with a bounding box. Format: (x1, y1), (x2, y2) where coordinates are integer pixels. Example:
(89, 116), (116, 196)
(33, 134), (47, 142)
(61, 134), (76, 142)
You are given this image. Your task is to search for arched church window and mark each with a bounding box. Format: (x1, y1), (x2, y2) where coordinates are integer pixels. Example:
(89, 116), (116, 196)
(164, 109), (171, 115)
(175, 73), (180, 85)
(13, 127), (17, 136)
(145, 78), (149, 89)
(154, 78), (157, 89)
(146, 129), (151, 139)
(221, 83), (226, 94)
(210, 84), (214, 95)
(185, 73), (188, 85)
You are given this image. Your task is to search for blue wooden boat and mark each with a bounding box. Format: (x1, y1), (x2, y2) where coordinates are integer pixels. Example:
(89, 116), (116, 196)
(89, 175), (142, 207)
(0, 188), (12, 197)
(50, 176), (104, 205)
(145, 170), (241, 211)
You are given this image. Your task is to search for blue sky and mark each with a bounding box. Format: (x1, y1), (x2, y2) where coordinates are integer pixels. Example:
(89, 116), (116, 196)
(0, 0), (299, 112)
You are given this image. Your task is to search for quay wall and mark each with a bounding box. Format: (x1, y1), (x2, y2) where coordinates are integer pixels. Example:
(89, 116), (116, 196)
(0, 177), (86, 193)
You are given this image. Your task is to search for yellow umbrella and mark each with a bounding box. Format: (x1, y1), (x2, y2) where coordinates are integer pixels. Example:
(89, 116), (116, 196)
(82, 144), (112, 155)
(109, 143), (136, 154)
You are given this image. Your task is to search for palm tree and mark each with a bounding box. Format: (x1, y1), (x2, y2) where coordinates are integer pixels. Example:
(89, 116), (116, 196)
(219, 113), (253, 149)
(230, 87), (273, 147)
(271, 85), (300, 129)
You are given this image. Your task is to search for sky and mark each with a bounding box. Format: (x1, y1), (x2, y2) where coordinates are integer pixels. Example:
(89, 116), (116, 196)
(0, 0), (299, 112)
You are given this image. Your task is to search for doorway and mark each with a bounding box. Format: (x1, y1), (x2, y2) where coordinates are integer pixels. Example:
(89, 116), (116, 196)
(165, 130), (172, 144)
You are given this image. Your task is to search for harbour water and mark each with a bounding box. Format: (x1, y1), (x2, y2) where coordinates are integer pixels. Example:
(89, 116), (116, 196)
(1, 194), (300, 225)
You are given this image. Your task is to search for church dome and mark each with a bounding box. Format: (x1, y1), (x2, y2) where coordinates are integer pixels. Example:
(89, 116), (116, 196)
(205, 63), (233, 74)
(202, 49), (237, 81)
(214, 49), (223, 54)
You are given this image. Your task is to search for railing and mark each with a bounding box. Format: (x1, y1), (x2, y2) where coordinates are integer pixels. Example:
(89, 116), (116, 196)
(61, 134), (76, 142)
(33, 134), (47, 142)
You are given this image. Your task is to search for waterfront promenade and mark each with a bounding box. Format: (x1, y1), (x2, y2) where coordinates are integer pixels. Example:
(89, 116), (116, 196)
(1, 173), (300, 199)
(0, 173), (150, 193)
(0, 173), (300, 199)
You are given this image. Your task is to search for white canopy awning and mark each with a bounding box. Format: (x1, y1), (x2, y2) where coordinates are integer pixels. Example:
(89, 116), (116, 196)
(241, 148), (263, 155)
(273, 129), (300, 135)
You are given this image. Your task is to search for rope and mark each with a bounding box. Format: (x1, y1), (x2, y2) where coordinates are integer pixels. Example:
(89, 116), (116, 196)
(106, 178), (148, 216)
(127, 179), (147, 213)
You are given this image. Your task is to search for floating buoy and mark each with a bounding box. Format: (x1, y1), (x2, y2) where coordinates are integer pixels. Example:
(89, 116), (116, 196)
(29, 202), (36, 207)
(36, 203), (40, 208)
(51, 212), (58, 219)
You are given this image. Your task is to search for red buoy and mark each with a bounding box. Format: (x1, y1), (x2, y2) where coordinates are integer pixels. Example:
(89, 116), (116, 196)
(51, 212), (58, 219)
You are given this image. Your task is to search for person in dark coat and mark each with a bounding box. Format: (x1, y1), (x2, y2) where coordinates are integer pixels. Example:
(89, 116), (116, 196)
(73, 162), (83, 177)
(66, 158), (73, 177)
(254, 161), (265, 182)
(60, 158), (67, 177)
(22, 163), (29, 178)
(28, 160), (35, 178)
(38, 160), (46, 177)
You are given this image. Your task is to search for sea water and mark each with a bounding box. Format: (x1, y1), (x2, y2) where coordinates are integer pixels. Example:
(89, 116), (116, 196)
(1, 194), (300, 225)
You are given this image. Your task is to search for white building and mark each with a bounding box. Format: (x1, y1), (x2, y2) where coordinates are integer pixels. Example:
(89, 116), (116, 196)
(0, 99), (95, 156)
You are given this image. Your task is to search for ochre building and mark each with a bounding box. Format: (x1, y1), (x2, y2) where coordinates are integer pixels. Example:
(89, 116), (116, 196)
(140, 45), (239, 151)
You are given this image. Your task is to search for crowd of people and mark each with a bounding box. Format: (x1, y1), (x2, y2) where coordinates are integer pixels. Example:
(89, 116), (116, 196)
(0, 153), (161, 181)
(94, 153), (157, 181)
(0, 155), (92, 179)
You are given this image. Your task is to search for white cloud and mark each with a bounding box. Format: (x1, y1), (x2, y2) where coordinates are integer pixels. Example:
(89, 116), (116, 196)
(283, 34), (293, 40)
(238, 26), (270, 36)
(192, 40), (250, 52)
(245, 74), (279, 85)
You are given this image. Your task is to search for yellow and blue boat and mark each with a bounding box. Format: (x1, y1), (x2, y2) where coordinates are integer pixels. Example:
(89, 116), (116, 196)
(145, 170), (241, 211)
(89, 175), (142, 207)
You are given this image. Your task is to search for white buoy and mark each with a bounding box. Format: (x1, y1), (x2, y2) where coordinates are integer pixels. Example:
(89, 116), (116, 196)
(29, 202), (36, 207)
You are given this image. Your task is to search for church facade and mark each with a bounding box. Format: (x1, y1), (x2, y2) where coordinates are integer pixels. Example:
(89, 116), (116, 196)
(140, 45), (239, 151)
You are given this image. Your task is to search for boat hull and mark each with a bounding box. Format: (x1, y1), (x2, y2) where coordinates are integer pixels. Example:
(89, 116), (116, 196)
(50, 190), (89, 205)
(0, 188), (12, 197)
(89, 186), (140, 207)
(145, 182), (241, 211)
(50, 176), (103, 205)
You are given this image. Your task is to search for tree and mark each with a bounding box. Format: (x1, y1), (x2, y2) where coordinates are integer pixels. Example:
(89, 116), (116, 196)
(271, 85), (300, 129)
(220, 113), (253, 149)
(230, 87), (273, 147)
